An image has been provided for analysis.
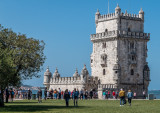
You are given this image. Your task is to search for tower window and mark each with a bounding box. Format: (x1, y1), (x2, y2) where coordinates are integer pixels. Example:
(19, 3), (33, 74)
(103, 69), (106, 75)
(131, 69), (134, 75)
(91, 59), (93, 63)
(102, 42), (106, 48)
(128, 27), (131, 32)
(132, 55), (134, 61)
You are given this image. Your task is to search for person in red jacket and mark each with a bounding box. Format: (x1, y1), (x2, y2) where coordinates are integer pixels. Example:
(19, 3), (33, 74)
(112, 91), (116, 99)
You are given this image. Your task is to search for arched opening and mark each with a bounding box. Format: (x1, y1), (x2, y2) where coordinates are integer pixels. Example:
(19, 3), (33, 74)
(102, 42), (106, 48)
(103, 69), (106, 75)
(128, 27), (131, 32)
(105, 29), (108, 32)
(131, 69), (134, 75)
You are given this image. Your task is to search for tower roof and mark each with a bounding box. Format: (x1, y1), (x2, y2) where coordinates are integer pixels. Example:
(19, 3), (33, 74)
(115, 4), (121, 10)
(81, 64), (89, 75)
(44, 66), (52, 76)
(96, 9), (100, 15)
(53, 67), (60, 78)
(73, 68), (80, 77)
(139, 8), (144, 14)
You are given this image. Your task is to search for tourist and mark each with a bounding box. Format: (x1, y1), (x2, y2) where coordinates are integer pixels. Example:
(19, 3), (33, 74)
(64, 89), (70, 107)
(44, 87), (47, 100)
(80, 89), (83, 100)
(58, 88), (61, 99)
(71, 90), (73, 99)
(73, 88), (78, 107)
(54, 89), (57, 99)
(119, 88), (125, 106)
(108, 90), (110, 99)
(5, 88), (9, 103)
(47, 91), (50, 98)
(112, 91), (116, 99)
(77, 89), (79, 99)
(106, 90), (108, 99)
(38, 89), (42, 103)
(85, 90), (88, 100)
(89, 89), (93, 99)
(143, 91), (146, 99)
(50, 89), (53, 99)
(10, 88), (14, 102)
(133, 92), (136, 99)
(69, 90), (71, 99)
(115, 91), (119, 99)
(28, 89), (32, 100)
(127, 90), (133, 106)
(102, 90), (106, 99)
(61, 91), (64, 99)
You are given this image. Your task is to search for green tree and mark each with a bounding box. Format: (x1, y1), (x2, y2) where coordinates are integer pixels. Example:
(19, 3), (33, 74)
(0, 25), (46, 107)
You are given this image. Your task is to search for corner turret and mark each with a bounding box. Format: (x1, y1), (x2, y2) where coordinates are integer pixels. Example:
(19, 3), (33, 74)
(95, 9), (100, 26)
(115, 4), (121, 16)
(81, 64), (89, 83)
(43, 67), (52, 88)
(53, 67), (60, 78)
(73, 68), (80, 77)
(139, 8), (144, 21)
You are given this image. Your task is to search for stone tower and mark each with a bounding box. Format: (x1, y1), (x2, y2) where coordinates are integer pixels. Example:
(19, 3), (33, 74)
(90, 4), (150, 98)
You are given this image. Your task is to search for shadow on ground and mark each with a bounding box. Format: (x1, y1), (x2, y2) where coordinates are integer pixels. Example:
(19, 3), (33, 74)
(0, 104), (88, 112)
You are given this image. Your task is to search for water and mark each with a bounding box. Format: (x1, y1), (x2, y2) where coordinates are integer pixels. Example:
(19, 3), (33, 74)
(32, 90), (45, 98)
(148, 90), (160, 99)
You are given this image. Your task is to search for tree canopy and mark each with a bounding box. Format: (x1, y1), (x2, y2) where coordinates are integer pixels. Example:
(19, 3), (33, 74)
(0, 25), (46, 99)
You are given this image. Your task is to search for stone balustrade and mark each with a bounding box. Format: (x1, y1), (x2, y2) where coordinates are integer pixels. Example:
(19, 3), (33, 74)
(97, 12), (141, 22)
(90, 30), (150, 41)
(51, 76), (81, 84)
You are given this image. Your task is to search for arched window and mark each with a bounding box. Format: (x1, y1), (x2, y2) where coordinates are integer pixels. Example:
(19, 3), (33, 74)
(103, 69), (106, 75)
(105, 29), (108, 32)
(128, 27), (131, 32)
(131, 69), (134, 75)
(102, 42), (106, 48)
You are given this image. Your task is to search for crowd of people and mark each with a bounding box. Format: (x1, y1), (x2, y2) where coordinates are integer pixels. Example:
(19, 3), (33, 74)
(43, 88), (97, 101)
(1, 87), (147, 107)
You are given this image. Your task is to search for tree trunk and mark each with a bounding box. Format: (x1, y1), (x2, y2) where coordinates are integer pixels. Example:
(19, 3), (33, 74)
(0, 91), (4, 107)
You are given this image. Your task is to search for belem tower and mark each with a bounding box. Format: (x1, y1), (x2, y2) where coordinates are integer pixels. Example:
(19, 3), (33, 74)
(43, 4), (150, 99)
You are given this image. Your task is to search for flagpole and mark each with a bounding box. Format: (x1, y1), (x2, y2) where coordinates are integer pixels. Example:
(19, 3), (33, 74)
(108, 0), (109, 14)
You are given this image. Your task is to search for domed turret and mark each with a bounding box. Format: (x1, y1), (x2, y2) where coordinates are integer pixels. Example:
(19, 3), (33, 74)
(73, 68), (80, 77)
(115, 4), (121, 15)
(53, 67), (60, 78)
(139, 8), (144, 21)
(44, 67), (52, 83)
(95, 9), (100, 25)
(81, 64), (89, 76)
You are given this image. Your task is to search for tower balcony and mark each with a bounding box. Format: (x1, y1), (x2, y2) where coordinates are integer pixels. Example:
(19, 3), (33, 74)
(90, 30), (150, 42)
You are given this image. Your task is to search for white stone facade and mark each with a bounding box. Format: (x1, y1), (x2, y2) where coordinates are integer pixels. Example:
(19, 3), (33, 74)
(43, 65), (98, 92)
(91, 5), (150, 98)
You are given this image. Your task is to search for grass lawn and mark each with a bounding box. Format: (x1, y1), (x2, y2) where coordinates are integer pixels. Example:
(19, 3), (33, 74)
(0, 99), (160, 113)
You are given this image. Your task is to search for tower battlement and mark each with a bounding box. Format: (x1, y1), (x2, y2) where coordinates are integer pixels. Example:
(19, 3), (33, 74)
(91, 30), (150, 41)
(97, 12), (141, 22)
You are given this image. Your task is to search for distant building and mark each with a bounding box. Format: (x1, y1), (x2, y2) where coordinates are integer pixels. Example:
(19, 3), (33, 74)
(44, 4), (150, 99)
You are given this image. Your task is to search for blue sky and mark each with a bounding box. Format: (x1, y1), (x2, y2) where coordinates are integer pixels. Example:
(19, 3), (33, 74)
(0, 0), (159, 90)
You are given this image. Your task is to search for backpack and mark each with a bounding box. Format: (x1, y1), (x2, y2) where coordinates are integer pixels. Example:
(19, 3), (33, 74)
(119, 91), (125, 97)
